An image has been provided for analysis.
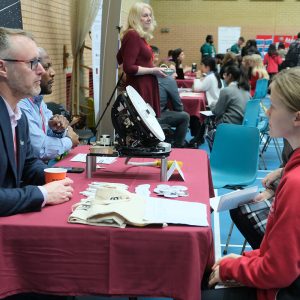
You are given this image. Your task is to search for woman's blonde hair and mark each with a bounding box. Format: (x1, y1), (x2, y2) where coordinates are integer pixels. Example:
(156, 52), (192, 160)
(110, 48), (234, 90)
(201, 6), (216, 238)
(121, 2), (156, 41)
(272, 67), (300, 112)
(251, 54), (269, 80)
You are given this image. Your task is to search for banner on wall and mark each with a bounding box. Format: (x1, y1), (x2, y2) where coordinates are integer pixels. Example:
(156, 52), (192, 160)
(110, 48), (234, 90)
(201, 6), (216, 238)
(91, 1), (103, 119)
(218, 27), (241, 53)
(256, 35), (273, 56)
(256, 34), (298, 56)
(273, 35), (297, 48)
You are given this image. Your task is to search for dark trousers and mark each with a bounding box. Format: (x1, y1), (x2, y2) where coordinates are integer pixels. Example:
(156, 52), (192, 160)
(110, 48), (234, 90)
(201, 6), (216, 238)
(202, 287), (257, 300)
(230, 208), (263, 249)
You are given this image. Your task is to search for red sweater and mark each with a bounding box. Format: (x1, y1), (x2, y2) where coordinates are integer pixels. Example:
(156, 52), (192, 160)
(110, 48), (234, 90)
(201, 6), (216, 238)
(263, 54), (283, 74)
(220, 148), (300, 300)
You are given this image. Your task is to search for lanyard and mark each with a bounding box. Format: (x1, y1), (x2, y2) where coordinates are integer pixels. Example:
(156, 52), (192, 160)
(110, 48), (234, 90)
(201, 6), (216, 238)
(29, 98), (46, 133)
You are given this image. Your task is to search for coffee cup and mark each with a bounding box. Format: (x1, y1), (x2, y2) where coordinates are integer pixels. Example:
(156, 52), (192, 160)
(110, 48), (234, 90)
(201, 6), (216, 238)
(44, 168), (67, 183)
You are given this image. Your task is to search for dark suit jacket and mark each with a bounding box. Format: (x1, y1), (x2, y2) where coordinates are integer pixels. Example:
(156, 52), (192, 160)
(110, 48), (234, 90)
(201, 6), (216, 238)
(0, 96), (47, 216)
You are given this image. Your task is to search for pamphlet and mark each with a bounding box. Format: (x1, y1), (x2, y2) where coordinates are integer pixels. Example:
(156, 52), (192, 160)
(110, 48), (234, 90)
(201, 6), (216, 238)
(210, 186), (259, 212)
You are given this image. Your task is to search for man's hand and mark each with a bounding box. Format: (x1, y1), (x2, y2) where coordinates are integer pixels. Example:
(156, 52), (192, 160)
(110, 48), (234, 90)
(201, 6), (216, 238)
(44, 178), (74, 205)
(49, 114), (69, 132)
(66, 126), (80, 148)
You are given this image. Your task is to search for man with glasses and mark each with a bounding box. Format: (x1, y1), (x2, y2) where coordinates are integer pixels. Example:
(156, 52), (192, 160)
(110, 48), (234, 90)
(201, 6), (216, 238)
(18, 47), (79, 162)
(0, 26), (73, 300)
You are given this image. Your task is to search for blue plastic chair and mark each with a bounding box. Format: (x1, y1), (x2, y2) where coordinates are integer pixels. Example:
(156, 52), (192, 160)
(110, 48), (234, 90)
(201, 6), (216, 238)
(210, 124), (260, 254)
(242, 99), (261, 127)
(253, 78), (268, 100)
(210, 123), (260, 189)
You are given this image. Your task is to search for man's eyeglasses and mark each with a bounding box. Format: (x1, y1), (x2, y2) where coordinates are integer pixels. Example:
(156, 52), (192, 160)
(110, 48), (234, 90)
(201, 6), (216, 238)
(0, 57), (41, 70)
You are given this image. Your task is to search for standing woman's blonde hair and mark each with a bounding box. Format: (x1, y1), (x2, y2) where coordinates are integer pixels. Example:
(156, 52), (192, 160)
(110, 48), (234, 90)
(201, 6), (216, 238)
(121, 2), (156, 41)
(251, 54), (269, 80)
(271, 67), (300, 113)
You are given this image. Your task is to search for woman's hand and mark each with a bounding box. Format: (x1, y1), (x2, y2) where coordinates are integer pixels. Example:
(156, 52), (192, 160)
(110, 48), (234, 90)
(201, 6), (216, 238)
(208, 253), (241, 287)
(262, 168), (283, 188)
(152, 67), (167, 77)
(253, 188), (274, 202)
(208, 265), (221, 288)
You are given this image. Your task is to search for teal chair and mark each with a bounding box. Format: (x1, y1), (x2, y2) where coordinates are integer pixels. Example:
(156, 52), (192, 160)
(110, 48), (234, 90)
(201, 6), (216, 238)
(210, 124), (260, 189)
(242, 99), (261, 128)
(210, 124), (260, 254)
(253, 78), (268, 100)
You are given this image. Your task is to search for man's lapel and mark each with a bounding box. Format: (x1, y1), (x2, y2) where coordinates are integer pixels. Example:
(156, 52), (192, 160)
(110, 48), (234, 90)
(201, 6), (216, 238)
(0, 96), (17, 180)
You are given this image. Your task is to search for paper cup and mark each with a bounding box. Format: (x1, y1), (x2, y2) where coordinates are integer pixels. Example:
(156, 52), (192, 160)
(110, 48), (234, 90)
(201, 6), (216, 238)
(44, 168), (67, 183)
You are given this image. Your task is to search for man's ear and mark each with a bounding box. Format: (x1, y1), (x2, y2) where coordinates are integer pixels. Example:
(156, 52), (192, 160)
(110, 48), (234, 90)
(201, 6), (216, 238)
(0, 60), (8, 77)
(294, 111), (300, 127)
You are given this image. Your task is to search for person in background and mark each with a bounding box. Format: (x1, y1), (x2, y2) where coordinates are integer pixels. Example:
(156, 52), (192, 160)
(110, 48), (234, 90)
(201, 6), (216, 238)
(263, 43), (282, 83)
(205, 64), (251, 149)
(283, 32), (300, 68)
(215, 53), (224, 73)
(167, 49), (173, 61)
(219, 52), (238, 80)
(156, 60), (190, 148)
(230, 36), (245, 55)
(277, 42), (287, 61)
(18, 47), (79, 162)
(171, 48), (190, 79)
(194, 56), (223, 107)
(117, 2), (166, 117)
(211, 64), (250, 124)
(243, 54), (269, 97)
(203, 67), (300, 300)
(241, 39), (260, 57)
(200, 34), (216, 59)
(0, 26), (72, 299)
(189, 57), (223, 147)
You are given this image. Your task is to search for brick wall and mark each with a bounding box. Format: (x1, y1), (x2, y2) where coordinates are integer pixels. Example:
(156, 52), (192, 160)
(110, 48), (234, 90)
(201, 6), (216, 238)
(21, 0), (92, 107)
(151, 0), (300, 66)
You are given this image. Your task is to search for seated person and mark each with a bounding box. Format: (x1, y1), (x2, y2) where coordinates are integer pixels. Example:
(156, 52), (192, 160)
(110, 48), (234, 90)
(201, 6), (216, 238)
(219, 52), (238, 80)
(242, 54), (269, 97)
(188, 57), (223, 147)
(171, 48), (191, 79)
(230, 139), (292, 250)
(206, 65), (251, 147)
(202, 67), (300, 300)
(18, 48), (79, 162)
(157, 61), (190, 148)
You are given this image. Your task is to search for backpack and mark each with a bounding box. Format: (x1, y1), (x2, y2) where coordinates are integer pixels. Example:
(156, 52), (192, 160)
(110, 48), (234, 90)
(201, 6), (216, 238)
(284, 40), (300, 68)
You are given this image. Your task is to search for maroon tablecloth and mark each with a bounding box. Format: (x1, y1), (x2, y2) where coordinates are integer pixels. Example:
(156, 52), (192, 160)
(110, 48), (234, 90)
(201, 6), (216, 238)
(0, 147), (214, 300)
(180, 92), (207, 122)
(176, 79), (194, 88)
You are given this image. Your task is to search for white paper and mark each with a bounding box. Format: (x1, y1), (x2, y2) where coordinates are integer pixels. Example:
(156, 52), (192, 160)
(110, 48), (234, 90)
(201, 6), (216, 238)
(180, 92), (203, 97)
(218, 26), (241, 53)
(211, 186), (259, 212)
(144, 197), (209, 226)
(70, 153), (117, 164)
(200, 110), (214, 117)
(167, 160), (185, 181)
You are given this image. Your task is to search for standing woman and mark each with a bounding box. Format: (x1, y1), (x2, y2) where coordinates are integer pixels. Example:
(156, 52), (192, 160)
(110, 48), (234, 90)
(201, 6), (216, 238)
(263, 43), (282, 83)
(117, 2), (166, 116)
(202, 67), (300, 300)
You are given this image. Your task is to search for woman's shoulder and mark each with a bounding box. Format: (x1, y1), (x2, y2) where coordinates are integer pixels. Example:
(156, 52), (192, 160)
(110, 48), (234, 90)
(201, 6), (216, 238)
(122, 29), (140, 42)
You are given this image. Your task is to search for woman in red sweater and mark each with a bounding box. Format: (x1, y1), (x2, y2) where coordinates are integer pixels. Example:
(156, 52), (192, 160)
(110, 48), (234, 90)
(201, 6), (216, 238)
(117, 2), (166, 116)
(203, 67), (300, 300)
(264, 43), (283, 82)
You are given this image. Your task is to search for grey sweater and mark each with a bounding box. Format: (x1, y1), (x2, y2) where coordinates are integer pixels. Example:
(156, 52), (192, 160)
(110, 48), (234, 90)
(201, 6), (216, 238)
(212, 82), (250, 125)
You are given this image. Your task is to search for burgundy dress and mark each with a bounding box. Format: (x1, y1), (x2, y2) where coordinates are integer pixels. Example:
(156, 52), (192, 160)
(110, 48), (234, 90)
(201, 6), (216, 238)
(117, 30), (160, 117)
